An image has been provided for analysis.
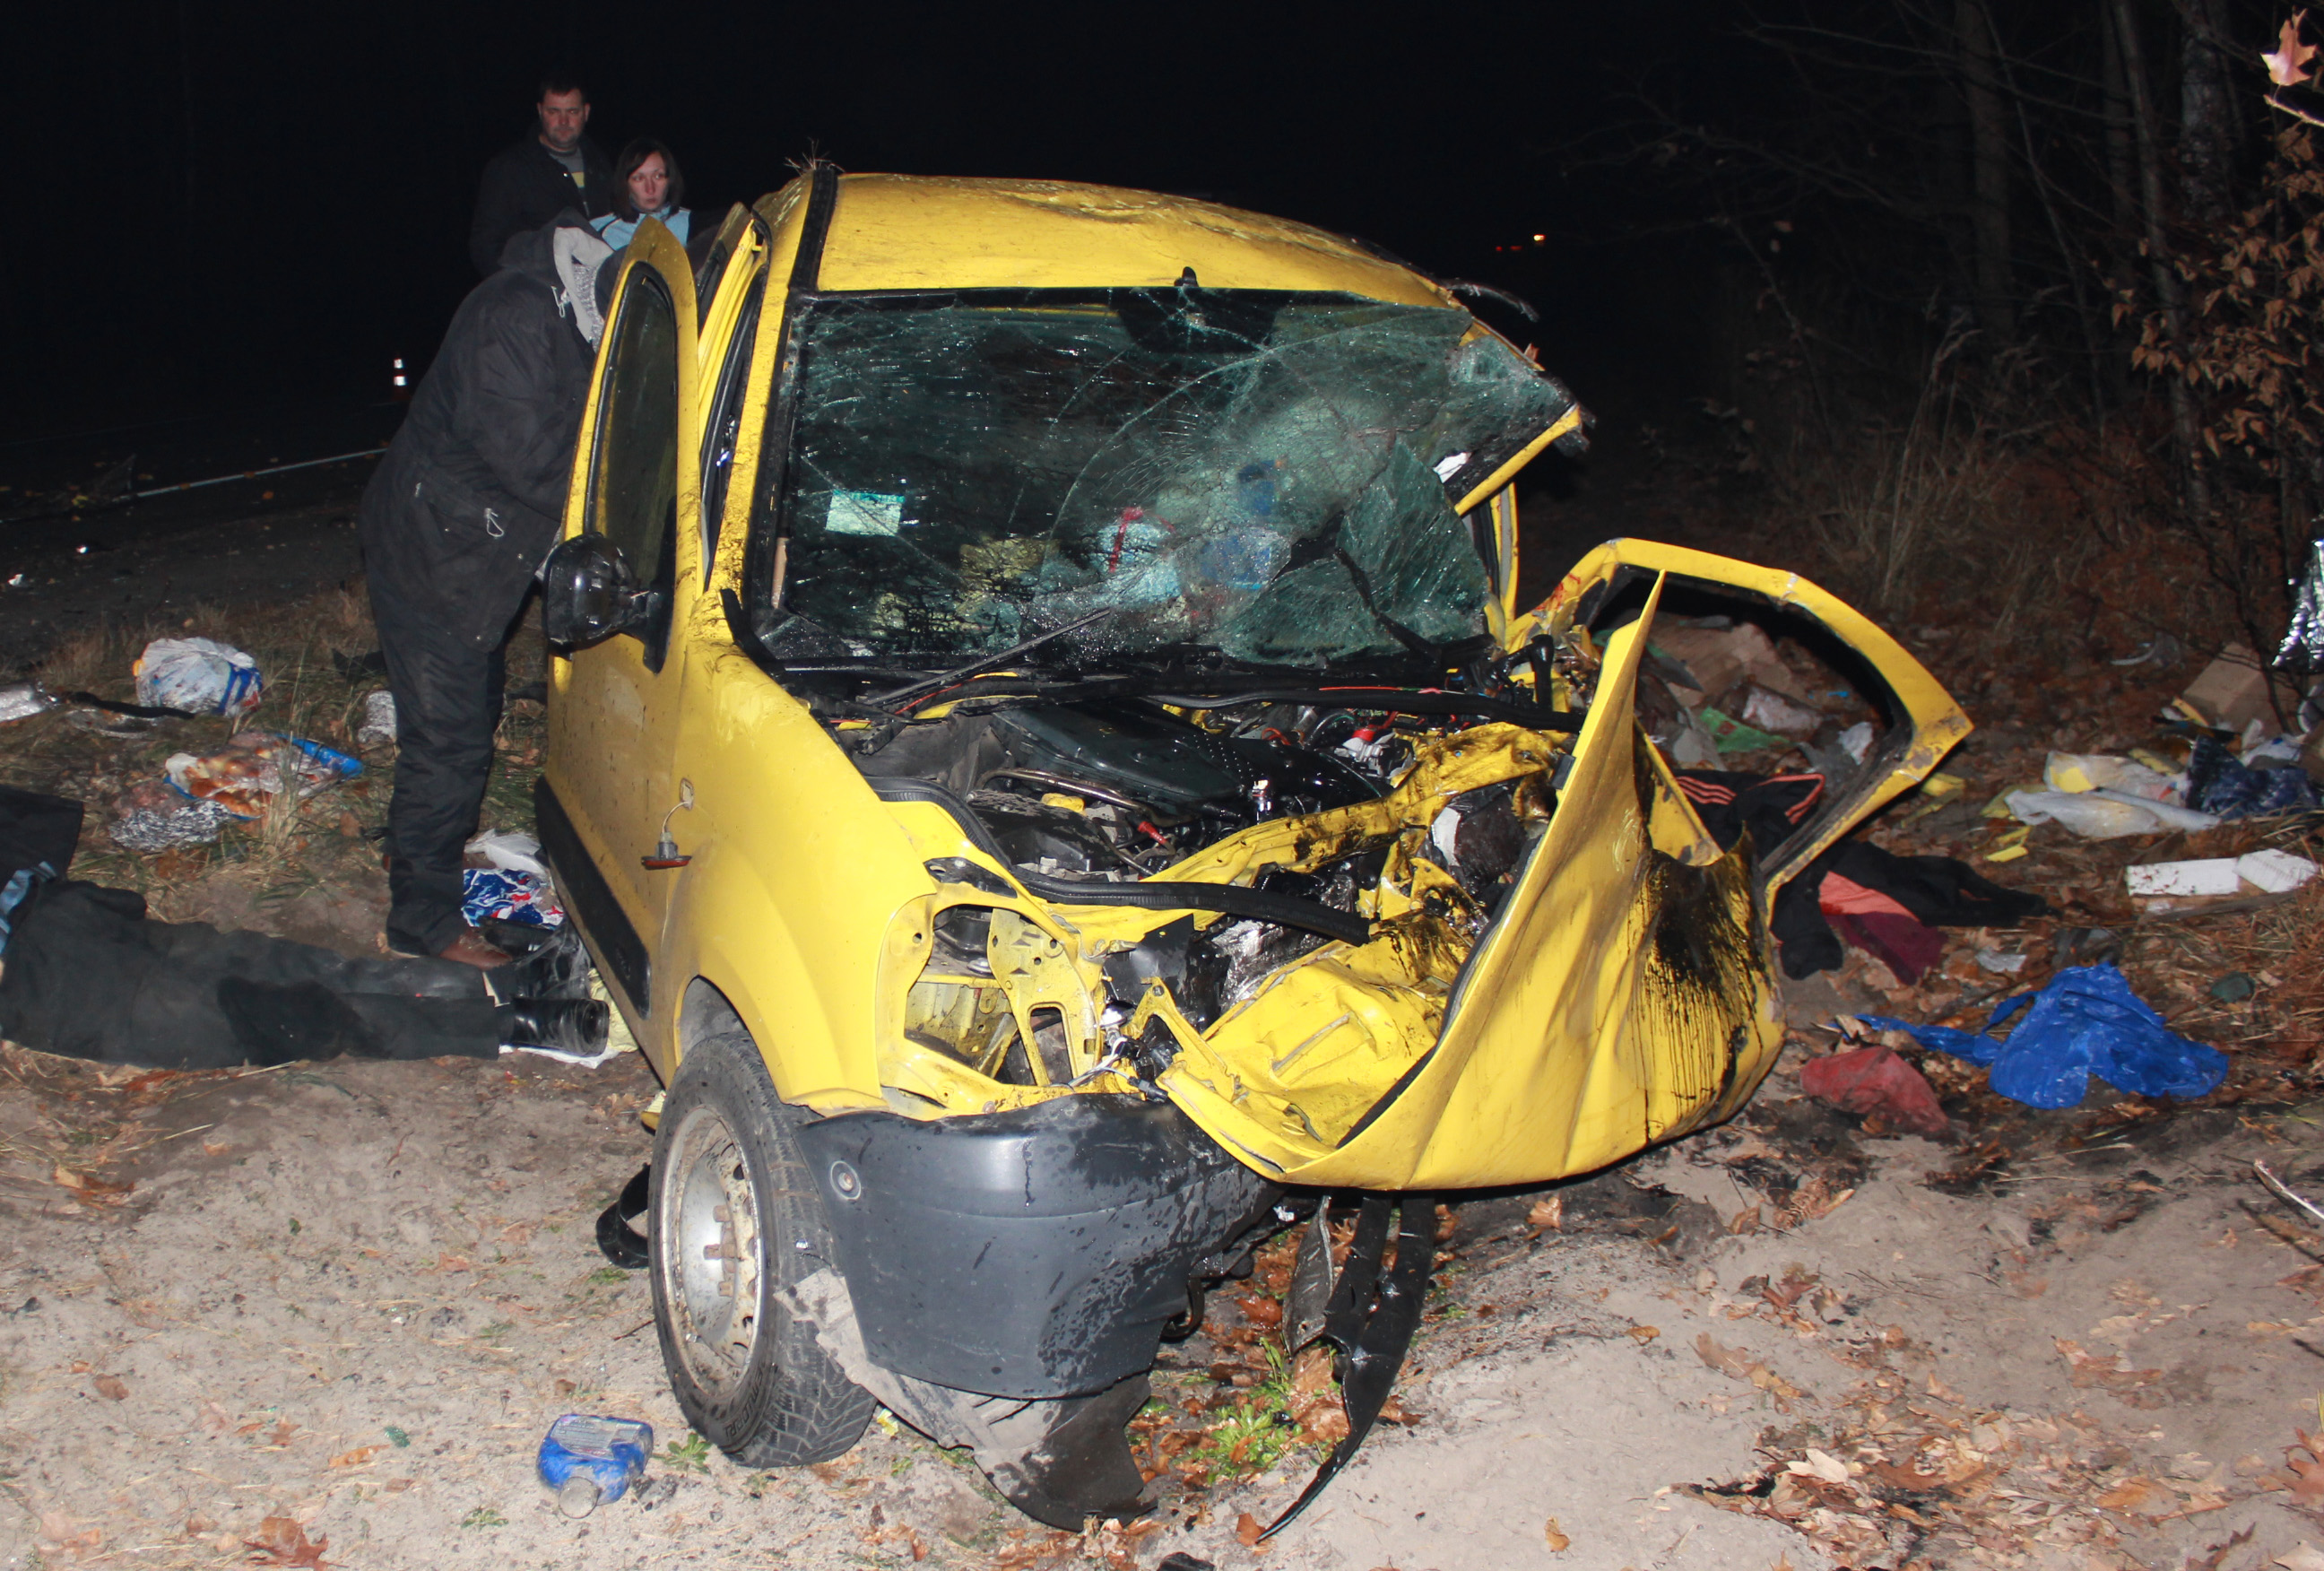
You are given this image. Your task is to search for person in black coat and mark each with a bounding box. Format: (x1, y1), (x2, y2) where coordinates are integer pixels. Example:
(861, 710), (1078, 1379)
(360, 213), (615, 968)
(468, 77), (614, 276)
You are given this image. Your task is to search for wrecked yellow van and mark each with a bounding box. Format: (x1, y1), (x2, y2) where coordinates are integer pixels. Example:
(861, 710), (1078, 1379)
(535, 167), (1968, 1532)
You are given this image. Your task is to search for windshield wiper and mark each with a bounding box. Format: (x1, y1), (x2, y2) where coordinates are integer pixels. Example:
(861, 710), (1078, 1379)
(873, 608), (1119, 712)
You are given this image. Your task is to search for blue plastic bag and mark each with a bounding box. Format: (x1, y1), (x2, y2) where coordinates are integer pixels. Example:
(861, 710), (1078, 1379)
(1858, 963), (2227, 1109)
(460, 867), (564, 928)
(2186, 737), (2318, 818)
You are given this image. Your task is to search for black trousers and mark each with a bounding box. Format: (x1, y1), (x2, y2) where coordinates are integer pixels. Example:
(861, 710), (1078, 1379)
(372, 585), (507, 956)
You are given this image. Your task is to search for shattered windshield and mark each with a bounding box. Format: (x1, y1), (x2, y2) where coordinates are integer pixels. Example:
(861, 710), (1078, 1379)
(764, 287), (1575, 665)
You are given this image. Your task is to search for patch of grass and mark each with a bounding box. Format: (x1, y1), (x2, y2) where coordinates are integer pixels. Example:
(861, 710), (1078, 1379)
(658, 1431), (711, 1474)
(384, 1426), (409, 1447)
(586, 1266), (629, 1287)
(1181, 1344), (1309, 1483)
(477, 1320), (515, 1340)
(457, 1506), (507, 1530)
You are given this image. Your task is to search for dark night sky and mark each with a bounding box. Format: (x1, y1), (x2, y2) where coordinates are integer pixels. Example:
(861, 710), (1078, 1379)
(3, 3), (1717, 440)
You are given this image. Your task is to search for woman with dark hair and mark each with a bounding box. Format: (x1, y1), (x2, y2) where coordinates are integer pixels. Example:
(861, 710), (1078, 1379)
(591, 138), (690, 248)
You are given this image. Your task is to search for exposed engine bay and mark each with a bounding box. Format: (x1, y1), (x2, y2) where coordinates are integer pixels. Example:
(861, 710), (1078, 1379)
(780, 641), (1594, 1123)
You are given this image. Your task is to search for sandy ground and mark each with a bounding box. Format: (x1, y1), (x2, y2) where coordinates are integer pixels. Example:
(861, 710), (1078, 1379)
(4, 461), (2322, 1569)
(4, 1015), (2321, 1571)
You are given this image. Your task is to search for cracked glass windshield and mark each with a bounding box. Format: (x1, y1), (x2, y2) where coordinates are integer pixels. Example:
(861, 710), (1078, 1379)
(765, 287), (1575, 665)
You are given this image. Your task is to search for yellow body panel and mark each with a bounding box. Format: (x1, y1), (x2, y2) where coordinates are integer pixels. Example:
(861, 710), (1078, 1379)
(814, 175), (1452, 302)
(545, 176), (1971, 1195)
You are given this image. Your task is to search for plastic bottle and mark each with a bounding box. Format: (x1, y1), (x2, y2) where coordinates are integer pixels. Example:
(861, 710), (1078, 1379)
(536, 1414), (653, 1518)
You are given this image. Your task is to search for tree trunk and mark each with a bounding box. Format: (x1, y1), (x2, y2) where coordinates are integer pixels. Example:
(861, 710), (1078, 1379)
(2099, 4), (2139, 239)
(2178, 0), (2235, 225)
(1955, 0), (2016, 345)
(2110, 0), (2213, 514)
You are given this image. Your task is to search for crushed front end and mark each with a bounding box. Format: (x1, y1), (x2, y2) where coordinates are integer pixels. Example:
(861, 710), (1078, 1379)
(737, 274), (1964, 1525)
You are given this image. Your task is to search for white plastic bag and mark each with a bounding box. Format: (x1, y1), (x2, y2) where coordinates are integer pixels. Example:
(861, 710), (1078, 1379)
(134, 638), (263, 717)
(2006, 787), (2221, 838)
(2042, 751), (2183, 803)
(465, 829), (550, 880)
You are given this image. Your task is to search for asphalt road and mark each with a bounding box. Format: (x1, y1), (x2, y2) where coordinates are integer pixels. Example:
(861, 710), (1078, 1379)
(0, 401), (399, 674)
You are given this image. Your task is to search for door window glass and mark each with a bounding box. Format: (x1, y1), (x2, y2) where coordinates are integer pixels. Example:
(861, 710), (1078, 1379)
(588, 267), (679, 658)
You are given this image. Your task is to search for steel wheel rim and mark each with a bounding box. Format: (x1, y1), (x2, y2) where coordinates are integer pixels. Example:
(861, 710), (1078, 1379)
(663, 1102), (764, 1399)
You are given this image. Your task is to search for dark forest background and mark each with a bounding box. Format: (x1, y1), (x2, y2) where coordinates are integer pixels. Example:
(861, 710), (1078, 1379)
(7, 0), (2323, 662)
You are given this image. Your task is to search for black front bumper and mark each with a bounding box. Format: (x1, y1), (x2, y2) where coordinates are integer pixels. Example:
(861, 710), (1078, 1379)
(796, 1093), (1275, 1400)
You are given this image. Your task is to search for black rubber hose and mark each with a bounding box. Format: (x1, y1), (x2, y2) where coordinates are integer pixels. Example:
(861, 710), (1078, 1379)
(1147, 688), (1582, 733)
(867, 777), (1374, 947)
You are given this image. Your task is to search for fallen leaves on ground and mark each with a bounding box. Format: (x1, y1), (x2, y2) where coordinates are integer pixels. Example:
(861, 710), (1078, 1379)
(50, 1165), (132, 1203)
(91, 1374), (127, 1401)
(1543, 1515), (1570, 1550)
(1695, 1332), (1803, 1410)
(2054, 1337), (2167, 1403)
(242, 1515), (330, 1568)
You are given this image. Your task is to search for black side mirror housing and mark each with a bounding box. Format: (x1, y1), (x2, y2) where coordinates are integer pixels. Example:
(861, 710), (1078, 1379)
(542, 532), (655, 647)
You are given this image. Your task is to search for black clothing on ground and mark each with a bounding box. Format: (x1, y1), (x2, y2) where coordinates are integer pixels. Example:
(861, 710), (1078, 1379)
(0, 881), (506, 1068)
(373, 590), (508, 957)
(470, 132), (612, 275)
(0, 784), (82, 887)
(1674, 769), (2048, 979)
(1773, 840), (2049, 979)
(360, 214), (598, 952)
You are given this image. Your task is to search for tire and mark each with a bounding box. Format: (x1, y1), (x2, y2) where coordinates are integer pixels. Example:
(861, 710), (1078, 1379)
(648, 1025), (875, 1466)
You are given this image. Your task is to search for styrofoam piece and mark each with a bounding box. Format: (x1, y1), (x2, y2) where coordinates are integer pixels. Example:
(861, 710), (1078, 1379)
(2123, 859), (2242, 898)
(2236, 847), (2320, 894)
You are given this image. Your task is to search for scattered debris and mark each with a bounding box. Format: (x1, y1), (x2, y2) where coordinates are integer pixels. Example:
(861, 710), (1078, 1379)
(537, 1413), (654, 1518)
(1856, 963), (2228, 1108)
(0, 681), (57, 724)
(133, 636), (264, 718)
(1798, 1045), (1949, 1137)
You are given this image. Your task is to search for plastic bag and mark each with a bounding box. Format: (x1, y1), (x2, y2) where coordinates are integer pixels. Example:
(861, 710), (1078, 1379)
(2005, 788), (2220, 838)
(465, 829), (550, 880)
(2185, 737), (2319, 819)
(1858, 963), (2228, 1109)
(2041, 751), (2182, 803)
(134, 638), (264, 717)
(461, 868), (564, 928)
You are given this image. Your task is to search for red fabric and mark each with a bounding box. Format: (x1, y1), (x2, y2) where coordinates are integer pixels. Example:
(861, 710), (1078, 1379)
(1817, 872), (1916, 921)
(1799, 1046), (1949, 1137)
(1825, 908), (1945, 984)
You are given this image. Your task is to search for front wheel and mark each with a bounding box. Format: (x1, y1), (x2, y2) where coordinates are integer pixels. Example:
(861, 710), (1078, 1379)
(648, 1025), (874, 1466)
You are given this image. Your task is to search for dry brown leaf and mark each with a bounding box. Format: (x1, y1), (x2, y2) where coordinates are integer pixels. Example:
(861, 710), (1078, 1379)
(1629, 1324), (1661, 1343)
(1696, 1332), (1756, 1380)
(243, 1515), (330, 1568)
(2285, 1429), (2324, 1500)
(51, 1166), (133, 1202)
(2055, 1338), (2163, 1391)
(1544, 1516), (1571, 1551)
(326, 1445), (379, 1468)
(92, 1374), (128, 1402)
(39, 1511), (100, 1554)
(2096, 1475), (2168, 1514)
(1730, 1204), (1763, 1236)
(1235, 1512), (1264, 1547)
(2268, 12), (2317, 86)
(1527, 1196), (1564, 1230)
(1235, 1293), (1283, 1329)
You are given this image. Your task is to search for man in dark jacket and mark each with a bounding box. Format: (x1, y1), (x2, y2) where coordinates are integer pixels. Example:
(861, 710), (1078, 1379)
(361, 214), (613, 967)
(468, 77), (613, 276)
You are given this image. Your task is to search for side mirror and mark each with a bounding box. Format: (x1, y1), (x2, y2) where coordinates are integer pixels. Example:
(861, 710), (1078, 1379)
(542, 532), (653, 647)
